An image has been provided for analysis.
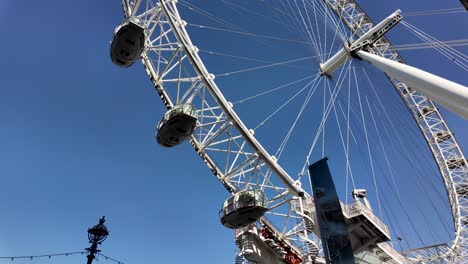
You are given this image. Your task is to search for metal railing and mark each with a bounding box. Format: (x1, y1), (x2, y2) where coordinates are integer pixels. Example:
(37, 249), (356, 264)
(342, 201), (390, 237)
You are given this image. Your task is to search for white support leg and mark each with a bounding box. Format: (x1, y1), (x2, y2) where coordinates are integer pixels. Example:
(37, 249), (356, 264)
(357, 50), (468, 119)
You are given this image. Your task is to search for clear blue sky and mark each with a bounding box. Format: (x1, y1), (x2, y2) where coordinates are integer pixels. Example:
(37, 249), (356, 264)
(0, 1), (466, 263)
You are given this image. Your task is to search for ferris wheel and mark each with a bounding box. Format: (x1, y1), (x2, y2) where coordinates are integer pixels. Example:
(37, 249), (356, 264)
(111, 0), (468, 263)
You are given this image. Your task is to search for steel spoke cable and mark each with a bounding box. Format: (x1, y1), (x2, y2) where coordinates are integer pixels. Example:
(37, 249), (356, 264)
(394, 39), (468, 51)
(309, 1), (345, 62)
(402, 21), (468, 62)
(341, 92), (426, 247)
(199, 49), (322, 71)
(305, 0), (348, 44)
(353, 66), (383, 220)
(300, 63), (351, 170)
(362, 69), (452, 243)
(285, 0), (318, 48)
(373, 110), (454, 240)
(220, 0), (302, 35)
(321, 75), (326, 157)
(401, 21), (468, 71)
(404, 7), (465, 17)
(291, 0), (322, 57)
(381, 194), (408, 251)
(295, 0), (322, 60)
(304, 0), (348, 50)
(273, 0), (313, 46)
(365, 95), (448, 245)
(234, 75), (318, 105)
(187, 23), (310, 45)
(363, 67), (451, 206)
(365, 70), (435, 168)
(374, 102), (453, 219)
(275, 74), (323, 159)
(215, 56), (315, 77)
(326, 79), (358, 200)
(301, 60), (352, 175)
(317, 0), (352, 41)
(345, 71), (354, 205)
(308, 0), (324, 61)
(273, 0), (314, 45)
(364, 63), (457, 191)
(179, 0), (274, 46)
(254, 76), (320, 130)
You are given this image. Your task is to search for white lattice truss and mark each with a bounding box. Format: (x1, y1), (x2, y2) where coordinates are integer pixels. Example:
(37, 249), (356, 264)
(120, 0), (468, 263)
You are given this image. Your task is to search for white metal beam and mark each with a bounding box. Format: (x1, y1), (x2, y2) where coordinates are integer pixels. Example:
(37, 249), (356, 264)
(357, 50), (468, 119)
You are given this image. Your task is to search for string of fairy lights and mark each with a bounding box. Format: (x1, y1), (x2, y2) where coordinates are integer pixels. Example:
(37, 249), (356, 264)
(0, 251), (124, 263)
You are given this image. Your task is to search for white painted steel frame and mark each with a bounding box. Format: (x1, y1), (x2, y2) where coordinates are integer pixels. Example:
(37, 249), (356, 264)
(119, 0), (467, 263)
(323, 0), (468, 263)
(120, 0), (319, 262)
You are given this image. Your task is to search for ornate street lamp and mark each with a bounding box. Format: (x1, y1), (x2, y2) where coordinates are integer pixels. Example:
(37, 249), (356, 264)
(86, 216), (109, 264)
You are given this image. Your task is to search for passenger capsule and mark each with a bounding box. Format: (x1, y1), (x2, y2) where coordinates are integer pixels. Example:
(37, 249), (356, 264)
(219, 189), (268, 229)
(156, 104), (198, 147)
(110, 17), (145, 67)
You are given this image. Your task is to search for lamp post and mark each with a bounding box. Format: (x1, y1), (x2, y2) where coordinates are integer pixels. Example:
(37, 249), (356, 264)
(86, 216), (109, 264)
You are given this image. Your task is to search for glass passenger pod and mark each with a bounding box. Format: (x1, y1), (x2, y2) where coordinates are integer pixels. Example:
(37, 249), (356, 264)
(110, 17), (146, 67)
(219, 189), (269, 229)
(461, 0), (468, 11)
(156, 104), (198, 147)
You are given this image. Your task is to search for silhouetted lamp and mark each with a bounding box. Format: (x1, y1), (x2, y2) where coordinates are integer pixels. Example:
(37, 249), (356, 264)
(88, 216), (109, 243)
(86, 216), (109, 264)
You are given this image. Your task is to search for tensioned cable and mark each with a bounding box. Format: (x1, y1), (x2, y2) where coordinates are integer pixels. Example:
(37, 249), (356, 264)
(291, 0), (321, 56)
(199, 49), (321, 71)
(361, 69), (447, 245)
(179, 0), (273, 46)
(402, 21), (468, 62)
(374, 114), (454, 242)
(305, 0), (349, 45)
(254, 75), (320, 130)
(220, 0), (311, 46)
(342, 95), (426, 247)
(326, 78), (357, 199)
(295, 0), (322, 61)
(363, 60), (457, 184)
(285, 0), (317, 48)
(187, 23), (310, 45)
(275, 73), (323, 159)
(215, 56), (315, 77)
(404, 8), (465, 17)
(302, 0), (349, 58)
(381, 195), (408, 251)
(272, 0), (314, 46)
(406, 24), (468, 68)
(321, 74), (326, 157)
(363, 64), (452, 205)
(234, 75), (318, 105)
(301, 60), (352, 176)
(344, 72), (354, 205)
(401, 21), (468, 71)
(393, 39), (468, 51)
(365, 95), (446, 245)
(364, 64), (457, 205)
(353, 66), (383, 220)
(332, 65), (423, 244)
